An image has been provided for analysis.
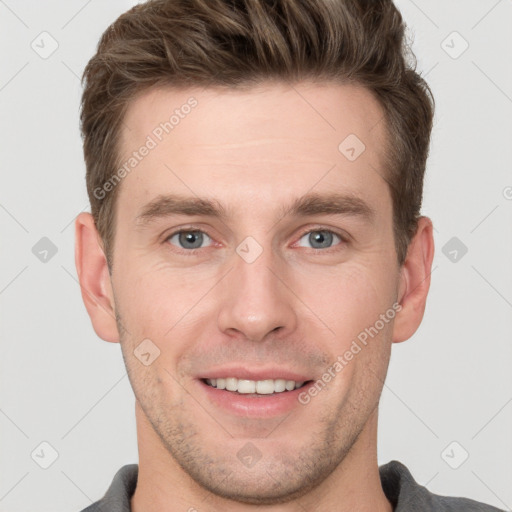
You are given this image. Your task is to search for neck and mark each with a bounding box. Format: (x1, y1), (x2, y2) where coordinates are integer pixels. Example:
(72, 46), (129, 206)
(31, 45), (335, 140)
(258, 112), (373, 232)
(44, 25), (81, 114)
(131, 402), (392, 512)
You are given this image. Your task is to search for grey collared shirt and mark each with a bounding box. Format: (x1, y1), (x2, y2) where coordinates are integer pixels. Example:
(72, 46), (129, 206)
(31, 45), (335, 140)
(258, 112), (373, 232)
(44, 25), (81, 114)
(79, 460), (505, 511)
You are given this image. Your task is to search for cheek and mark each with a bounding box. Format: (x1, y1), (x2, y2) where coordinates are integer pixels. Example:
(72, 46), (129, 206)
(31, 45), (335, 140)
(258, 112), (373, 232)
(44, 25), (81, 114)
(296, 260), (398, 344)
(304, 263), (396, 409)
(114, 260), (211, 337)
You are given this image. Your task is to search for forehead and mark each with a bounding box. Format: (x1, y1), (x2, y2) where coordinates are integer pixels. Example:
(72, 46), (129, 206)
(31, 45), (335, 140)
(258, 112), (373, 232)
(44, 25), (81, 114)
(117, 81), (389, 216)
(121, 81), (386, 152)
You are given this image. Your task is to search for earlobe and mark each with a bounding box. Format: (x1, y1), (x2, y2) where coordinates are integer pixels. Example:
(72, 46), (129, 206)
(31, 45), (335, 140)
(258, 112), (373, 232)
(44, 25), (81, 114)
(75, 212), (120, 343)
(392, 217), (435, 344)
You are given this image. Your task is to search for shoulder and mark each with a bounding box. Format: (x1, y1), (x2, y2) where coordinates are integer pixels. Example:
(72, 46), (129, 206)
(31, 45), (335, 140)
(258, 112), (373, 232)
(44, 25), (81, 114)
(78, 464), (138, 512)
(379, 460), (505, 512)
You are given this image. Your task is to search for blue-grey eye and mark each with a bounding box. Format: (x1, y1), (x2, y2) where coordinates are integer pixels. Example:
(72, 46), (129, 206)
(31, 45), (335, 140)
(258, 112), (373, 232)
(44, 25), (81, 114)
(297, 230), (341, 249)
(168, 231), (211, 249)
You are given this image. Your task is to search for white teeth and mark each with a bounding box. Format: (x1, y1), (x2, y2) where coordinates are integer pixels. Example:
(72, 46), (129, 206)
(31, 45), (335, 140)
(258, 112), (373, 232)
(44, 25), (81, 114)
(255, 380), (275, 394)
(274, 379), (286, 392)
(225, 377), (238, 391)
(237, 380), (256, 394)
(205, 377), (307, 394)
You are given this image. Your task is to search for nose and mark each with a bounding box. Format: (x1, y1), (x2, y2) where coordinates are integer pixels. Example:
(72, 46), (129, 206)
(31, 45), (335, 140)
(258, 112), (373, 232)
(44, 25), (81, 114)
(216, 244), (298, 343)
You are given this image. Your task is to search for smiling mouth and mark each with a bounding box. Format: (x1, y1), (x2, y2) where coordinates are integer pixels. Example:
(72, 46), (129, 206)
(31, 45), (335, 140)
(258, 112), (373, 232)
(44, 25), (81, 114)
(202, 377), (311, 395)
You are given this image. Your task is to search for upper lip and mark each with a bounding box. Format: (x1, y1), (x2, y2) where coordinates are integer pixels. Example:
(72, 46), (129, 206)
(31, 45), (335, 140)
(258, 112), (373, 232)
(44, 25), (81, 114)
(198, 366), (313, 382)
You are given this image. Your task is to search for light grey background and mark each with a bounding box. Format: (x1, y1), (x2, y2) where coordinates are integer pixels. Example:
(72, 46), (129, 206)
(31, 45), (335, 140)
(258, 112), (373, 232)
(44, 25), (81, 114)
(0, 1), (511, 511)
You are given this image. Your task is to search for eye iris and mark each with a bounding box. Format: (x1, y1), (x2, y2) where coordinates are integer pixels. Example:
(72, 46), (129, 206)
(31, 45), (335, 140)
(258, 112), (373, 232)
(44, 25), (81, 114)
(309, 231), (333, 249)
(179, 231), (203, 249)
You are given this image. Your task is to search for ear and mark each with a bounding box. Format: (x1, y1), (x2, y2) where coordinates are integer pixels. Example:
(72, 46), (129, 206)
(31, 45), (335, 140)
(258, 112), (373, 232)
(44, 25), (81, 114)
(392, 216), (435, 343)
(75, 212), (119, 343)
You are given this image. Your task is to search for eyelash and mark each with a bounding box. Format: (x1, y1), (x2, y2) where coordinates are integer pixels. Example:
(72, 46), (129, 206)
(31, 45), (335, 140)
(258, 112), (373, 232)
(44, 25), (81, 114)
(164, 226), (349, 254)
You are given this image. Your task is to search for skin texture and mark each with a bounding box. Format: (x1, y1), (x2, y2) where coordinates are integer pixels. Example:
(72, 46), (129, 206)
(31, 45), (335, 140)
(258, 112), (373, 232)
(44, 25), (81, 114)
(75, 81), (434, 511)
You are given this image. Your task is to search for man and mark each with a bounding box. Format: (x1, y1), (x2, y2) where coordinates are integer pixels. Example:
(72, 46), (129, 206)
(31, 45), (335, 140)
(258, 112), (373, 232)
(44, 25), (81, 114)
(75, 0), (503, 510)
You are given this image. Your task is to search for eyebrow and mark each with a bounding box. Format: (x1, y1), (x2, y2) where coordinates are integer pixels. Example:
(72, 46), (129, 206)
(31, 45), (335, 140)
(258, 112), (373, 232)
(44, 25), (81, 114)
(135, 192), (375, 226)
(283, 192), (375, 222)
(136, 195), (226, 225)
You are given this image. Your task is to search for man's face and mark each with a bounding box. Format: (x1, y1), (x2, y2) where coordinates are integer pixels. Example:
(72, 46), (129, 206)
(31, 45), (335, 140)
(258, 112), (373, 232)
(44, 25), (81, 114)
(110, 82), (401, 503)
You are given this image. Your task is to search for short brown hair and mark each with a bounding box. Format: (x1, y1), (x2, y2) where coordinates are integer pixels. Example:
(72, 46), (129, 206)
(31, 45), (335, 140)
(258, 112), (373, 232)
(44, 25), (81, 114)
(80, 0), (434, 266)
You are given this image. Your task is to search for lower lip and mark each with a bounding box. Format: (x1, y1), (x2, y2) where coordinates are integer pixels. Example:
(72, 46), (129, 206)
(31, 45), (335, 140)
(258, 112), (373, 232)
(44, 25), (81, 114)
(197, 379), (313, 417)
